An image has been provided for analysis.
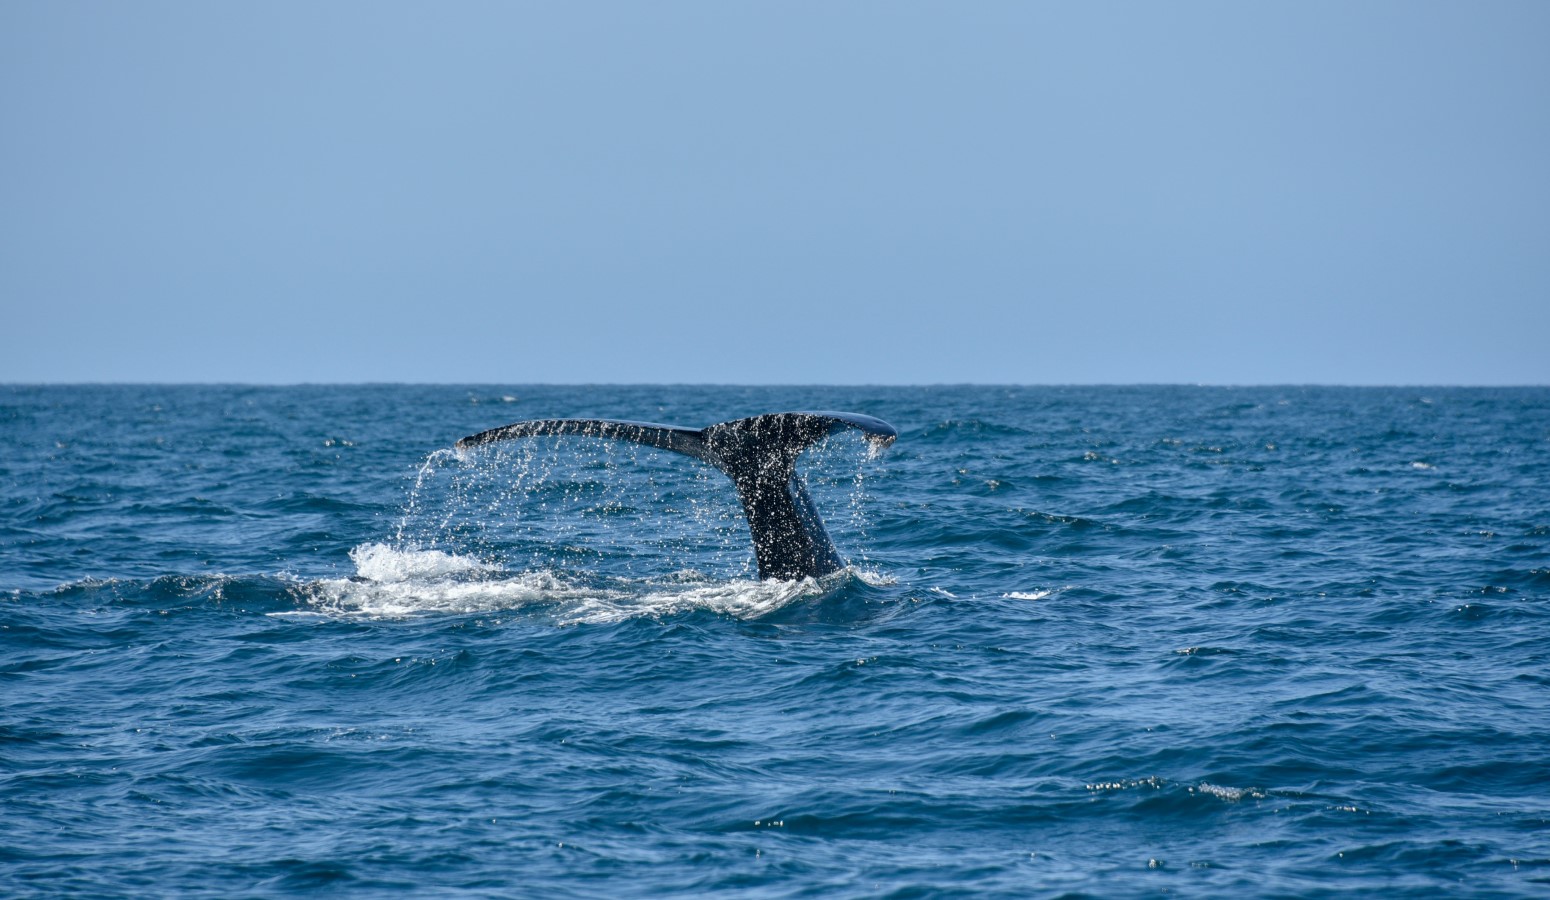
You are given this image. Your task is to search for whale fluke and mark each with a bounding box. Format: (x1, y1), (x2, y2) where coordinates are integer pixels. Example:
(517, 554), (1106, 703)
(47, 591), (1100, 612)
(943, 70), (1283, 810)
(456, 412), (896, 580)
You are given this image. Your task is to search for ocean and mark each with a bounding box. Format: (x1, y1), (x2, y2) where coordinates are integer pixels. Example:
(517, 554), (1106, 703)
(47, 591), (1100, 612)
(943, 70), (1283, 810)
(3, 384), (1547, 897)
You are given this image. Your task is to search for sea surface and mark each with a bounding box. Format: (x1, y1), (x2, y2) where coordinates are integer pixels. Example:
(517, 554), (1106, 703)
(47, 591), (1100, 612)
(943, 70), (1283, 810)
(3, 384), (1548, 897)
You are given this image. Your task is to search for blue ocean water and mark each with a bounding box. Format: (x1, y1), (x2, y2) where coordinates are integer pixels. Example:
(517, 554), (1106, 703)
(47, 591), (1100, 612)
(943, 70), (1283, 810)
(3, 384), (1548, 897)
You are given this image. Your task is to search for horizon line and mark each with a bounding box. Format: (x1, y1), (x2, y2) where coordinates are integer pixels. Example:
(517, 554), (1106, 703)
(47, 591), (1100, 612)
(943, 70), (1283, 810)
(3, 381), (1546, 389)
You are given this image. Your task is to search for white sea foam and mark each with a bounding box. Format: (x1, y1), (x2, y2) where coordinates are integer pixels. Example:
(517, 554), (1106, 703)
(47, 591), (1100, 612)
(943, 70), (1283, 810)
(559, 577), (818, 625)
(298, 542), (827, 623)
(306, 544), (582, 618)
(349, 542), (495, 582)
(1193, 782), (1265, 802)
(1005, 590), (1052, 601)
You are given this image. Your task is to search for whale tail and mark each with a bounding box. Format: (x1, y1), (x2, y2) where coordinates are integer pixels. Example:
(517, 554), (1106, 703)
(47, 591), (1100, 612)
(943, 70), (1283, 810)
(456, 412), (896, 580)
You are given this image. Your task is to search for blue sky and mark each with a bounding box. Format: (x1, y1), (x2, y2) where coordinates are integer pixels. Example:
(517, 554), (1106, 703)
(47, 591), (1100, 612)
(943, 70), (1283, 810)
(3, 2), (1546, 384)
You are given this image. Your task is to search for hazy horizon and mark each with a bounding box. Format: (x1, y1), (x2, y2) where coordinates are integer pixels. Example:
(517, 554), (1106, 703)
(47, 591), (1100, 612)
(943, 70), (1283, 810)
(6, 380), (1544, 389)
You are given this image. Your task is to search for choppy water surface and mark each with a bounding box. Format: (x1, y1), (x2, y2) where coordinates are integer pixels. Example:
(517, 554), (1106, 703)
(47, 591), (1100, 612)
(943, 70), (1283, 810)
(3, 385), (1548, 897)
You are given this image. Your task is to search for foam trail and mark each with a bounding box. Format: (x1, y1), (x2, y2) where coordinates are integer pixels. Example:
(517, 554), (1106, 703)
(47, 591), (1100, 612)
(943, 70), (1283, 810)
(299, 542), (828, 623)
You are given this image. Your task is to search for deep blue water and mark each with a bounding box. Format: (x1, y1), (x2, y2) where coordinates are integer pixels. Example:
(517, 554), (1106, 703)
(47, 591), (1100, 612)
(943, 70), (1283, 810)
(3, 385), (1548, 897)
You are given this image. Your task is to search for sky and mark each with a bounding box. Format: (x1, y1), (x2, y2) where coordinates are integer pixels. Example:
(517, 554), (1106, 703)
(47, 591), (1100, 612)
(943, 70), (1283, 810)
(2, 1), (1546, 385)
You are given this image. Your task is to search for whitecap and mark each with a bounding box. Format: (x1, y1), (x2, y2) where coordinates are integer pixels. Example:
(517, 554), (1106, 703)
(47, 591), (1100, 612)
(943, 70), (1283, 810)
(1193, 782), (1265, 802)
(1005, 590), (1052, 601)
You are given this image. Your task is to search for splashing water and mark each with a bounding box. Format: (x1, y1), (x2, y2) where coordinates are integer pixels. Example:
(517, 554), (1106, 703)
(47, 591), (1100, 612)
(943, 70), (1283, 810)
(302, 542), (853, 624)
(307, 430), (888, 621)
